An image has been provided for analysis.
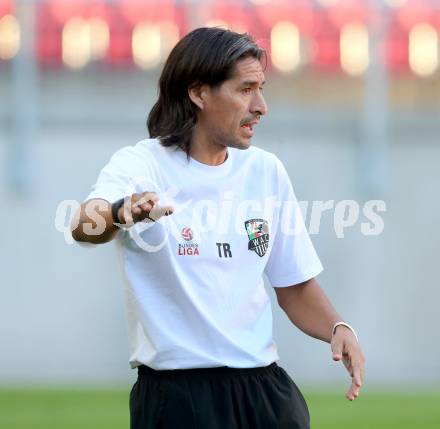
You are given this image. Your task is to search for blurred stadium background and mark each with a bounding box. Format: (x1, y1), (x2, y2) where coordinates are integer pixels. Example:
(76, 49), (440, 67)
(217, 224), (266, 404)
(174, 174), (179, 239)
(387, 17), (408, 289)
(1, 0), (439, 427)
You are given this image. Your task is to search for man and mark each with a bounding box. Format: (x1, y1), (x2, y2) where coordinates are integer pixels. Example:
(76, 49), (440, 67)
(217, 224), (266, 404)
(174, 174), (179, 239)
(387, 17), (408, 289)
(71, 27), (365, 429)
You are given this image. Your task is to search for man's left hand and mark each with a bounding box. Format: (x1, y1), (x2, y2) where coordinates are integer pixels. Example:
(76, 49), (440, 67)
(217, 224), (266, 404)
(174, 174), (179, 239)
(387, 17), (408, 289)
(331, 326), (365, 401)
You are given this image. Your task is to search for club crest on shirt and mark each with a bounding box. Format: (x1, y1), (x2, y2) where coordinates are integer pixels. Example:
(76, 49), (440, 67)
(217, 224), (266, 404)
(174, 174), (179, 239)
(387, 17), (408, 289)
(245, 219), (269, 257)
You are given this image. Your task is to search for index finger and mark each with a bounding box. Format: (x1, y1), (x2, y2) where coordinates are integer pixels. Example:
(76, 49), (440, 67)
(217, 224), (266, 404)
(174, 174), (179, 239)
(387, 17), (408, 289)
(346, 362), (363, 400)
(148, 204), (174, 221)
(352, 364), (363, 389)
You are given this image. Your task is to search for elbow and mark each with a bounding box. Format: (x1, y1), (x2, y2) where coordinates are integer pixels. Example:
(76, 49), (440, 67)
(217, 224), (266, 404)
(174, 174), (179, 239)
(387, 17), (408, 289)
(70, 221), (85, 243)
(70, 208), (83, 242)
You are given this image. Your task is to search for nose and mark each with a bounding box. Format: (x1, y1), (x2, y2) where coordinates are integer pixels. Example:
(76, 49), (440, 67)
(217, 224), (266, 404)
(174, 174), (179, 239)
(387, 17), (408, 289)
(250, 90), (268, 117)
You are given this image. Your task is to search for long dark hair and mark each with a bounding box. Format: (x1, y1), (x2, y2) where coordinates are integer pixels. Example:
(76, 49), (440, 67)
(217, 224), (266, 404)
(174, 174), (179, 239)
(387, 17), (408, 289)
(147, 27), (265, 156)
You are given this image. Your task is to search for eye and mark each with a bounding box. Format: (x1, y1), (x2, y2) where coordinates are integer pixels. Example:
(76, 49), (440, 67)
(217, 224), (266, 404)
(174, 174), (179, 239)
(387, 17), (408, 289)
(242, 88), (251, 95)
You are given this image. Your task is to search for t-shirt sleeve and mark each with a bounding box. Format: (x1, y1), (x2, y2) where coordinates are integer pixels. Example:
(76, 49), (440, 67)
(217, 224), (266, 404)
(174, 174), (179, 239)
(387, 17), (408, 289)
(264, 157), (323, 287)
(84, 146), (142, 204)
(75, 146), (152, 248)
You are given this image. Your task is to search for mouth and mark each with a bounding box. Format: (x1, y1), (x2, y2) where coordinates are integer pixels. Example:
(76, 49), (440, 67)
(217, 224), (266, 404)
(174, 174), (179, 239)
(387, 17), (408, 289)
(240, 123), (254, 138)
(240, 119), (259, 134)
(241, 123), (254, 131)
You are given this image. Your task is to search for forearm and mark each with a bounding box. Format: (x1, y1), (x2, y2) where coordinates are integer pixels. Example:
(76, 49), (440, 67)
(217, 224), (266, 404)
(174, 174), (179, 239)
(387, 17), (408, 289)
(71, 199), (119, 244)
(275, 278), (342, 343)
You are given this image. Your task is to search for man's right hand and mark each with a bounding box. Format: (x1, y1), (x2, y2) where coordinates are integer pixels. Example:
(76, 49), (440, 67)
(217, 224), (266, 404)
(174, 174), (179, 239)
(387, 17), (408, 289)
(118, 192), (174, 226)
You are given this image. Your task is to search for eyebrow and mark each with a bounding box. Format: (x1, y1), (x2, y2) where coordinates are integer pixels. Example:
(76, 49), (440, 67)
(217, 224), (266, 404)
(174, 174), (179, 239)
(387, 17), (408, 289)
(241, 80), (266, 87)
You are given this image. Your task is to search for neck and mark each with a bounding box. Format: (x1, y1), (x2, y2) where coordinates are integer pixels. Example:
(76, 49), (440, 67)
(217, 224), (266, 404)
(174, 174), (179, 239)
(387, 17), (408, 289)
(189, 125), (228, 166)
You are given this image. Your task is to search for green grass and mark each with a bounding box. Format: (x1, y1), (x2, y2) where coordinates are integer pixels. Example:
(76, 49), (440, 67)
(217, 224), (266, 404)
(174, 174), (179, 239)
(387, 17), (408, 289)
(305, 390), (440, 429)
(0, 388), (129, 429)
(0, 388), (439, 429)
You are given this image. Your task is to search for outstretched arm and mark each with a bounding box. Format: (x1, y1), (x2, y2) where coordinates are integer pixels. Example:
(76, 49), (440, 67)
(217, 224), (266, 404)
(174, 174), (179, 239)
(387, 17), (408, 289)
(274, 278), (365, 401)
(71, 192), (174, 244)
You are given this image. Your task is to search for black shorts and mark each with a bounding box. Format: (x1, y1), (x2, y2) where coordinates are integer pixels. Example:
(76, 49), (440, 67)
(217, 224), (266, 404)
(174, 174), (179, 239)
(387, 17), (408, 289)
(130, 362), (310, 429)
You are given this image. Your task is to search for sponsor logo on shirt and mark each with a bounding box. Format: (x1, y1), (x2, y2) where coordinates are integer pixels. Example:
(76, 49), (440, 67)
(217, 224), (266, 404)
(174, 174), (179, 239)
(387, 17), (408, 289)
(245, 219), (269, 257)
(181, 227), (193, 241)
(178, 227), (199, 256)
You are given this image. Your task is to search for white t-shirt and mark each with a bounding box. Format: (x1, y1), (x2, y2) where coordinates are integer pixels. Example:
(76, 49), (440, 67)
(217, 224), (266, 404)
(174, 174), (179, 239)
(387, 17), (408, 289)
(85, 139), (323, 370)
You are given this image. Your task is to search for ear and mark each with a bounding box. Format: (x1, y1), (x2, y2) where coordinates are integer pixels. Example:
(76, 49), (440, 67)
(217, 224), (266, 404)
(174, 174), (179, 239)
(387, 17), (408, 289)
(188, 82), (208, 110)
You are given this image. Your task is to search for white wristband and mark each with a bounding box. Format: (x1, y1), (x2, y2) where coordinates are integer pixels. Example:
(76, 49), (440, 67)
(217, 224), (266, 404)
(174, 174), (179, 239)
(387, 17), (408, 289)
(332, 322), (359, 342)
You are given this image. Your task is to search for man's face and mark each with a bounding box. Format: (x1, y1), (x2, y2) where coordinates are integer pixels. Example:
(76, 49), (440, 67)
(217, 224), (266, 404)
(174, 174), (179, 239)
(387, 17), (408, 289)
(197, 56), (268, 150)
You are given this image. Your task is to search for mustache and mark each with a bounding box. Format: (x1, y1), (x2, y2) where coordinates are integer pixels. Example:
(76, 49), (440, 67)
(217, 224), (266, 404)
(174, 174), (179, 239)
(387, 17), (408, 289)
(240, 115), (260, 125)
